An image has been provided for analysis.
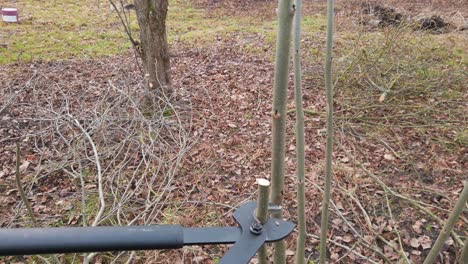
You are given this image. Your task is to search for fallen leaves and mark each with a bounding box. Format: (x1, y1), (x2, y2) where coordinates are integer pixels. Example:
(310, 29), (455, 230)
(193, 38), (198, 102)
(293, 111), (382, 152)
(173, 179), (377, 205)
(412, 219), (427, 234)
(383, 153), (395, 161)
(419, 236), (432, 250)
(410, 237), (420, 248)
(409, 236), (432, 250)
(342, 235), (353, 243)
(0, 32), (466, 264)
(18, 161), (30, 173)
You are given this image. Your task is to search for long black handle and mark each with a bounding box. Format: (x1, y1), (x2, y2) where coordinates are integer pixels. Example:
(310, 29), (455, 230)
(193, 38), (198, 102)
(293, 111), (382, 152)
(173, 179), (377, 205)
(0, 225), (184, 256)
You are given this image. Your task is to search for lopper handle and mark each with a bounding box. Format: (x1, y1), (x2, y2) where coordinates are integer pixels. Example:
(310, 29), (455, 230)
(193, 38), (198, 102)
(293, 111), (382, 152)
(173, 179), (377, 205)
(0, 225), (184, 256)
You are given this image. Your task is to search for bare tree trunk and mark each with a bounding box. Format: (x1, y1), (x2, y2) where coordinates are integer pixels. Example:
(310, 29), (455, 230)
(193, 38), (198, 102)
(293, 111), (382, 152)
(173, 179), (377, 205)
(424, 181), (468, 264)
(460, 236), (468, 264)
(134, 0), (171, 96)
(319, 0), (335, 263)
(256, 179), (271, 264)
(292, 0), (306, 263)
(270, 1), (294, 263)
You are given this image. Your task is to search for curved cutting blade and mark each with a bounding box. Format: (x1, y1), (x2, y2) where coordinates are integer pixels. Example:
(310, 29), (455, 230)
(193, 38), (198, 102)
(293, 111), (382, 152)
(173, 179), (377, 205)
(218, 201), (295, 264)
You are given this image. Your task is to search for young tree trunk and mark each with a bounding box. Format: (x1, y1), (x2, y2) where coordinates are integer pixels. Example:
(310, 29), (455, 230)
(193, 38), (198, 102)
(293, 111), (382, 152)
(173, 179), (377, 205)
(460, 236), (468, 264)
(319, 0), (335, 263)
(270, 1), (294, 263)
(134, 0), (171, 96)
(423, 181), (468, 264)
(256, 179), (271, 264)
(292, 0), (306, 263)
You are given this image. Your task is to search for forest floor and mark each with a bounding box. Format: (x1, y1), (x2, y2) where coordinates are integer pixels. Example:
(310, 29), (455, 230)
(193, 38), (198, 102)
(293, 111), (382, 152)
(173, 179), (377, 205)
(0, 0), (466, 263)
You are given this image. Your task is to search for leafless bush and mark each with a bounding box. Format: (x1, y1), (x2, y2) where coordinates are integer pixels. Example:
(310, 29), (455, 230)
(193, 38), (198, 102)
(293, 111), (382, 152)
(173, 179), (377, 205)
(1, 60), (200, 263)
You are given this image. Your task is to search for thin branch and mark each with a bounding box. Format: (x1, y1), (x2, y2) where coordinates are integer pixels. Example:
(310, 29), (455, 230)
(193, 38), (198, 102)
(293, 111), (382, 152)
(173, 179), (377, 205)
(108, 0), (138, 47)
(359, 163), (464, 247)
(424, 181), (468, 264)
(16, 143), (62, 264)
(307, 178), (392, 263)
(15, 143), (37, 226)
(69, 115), (105, 264)
(308, 234), (380, 264)
(384, 190), (412, 264)
(69, 115), (105, 227)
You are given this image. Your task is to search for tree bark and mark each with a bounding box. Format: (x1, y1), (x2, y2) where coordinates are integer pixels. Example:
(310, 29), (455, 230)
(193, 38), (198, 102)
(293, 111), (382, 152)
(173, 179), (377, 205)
(134, 0), (171, 96)
(460, 236), (468, 264)
(270, 1), (294, 263)
(292, 0), (306, 263)
(423, 181), (468, 264)
(319, 0), (335, 263)
(256, 179), (270, 264)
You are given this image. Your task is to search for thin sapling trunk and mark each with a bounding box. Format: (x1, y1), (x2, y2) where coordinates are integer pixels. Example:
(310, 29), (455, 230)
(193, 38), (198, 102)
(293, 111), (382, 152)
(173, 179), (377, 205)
(256, 179), (270, 264)
(319, 0), (335, 263)
(292, 0), (306, 263)
(423, 181), (468, 264)
(269, 0), (294, 263)
(460, 236), (468, 264)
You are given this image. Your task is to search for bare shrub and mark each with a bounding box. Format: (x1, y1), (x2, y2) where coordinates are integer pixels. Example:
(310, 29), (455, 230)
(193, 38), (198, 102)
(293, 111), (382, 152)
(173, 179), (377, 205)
(0, 59), (200, 263)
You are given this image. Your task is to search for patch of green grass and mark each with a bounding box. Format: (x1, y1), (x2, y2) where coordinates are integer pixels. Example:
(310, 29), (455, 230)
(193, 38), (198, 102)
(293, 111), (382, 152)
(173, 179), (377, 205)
(0, 0), (325, 64)
(83, 193), (100, 218)
(0, 0), (326, 64)
(0, 0), (133, 64)
(0, 0), (281, 64)
(425, 223), (433, 232)
(455, 129), (468, 146)
(163, 108), (174, 117)
(169, 1), (279, 47)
